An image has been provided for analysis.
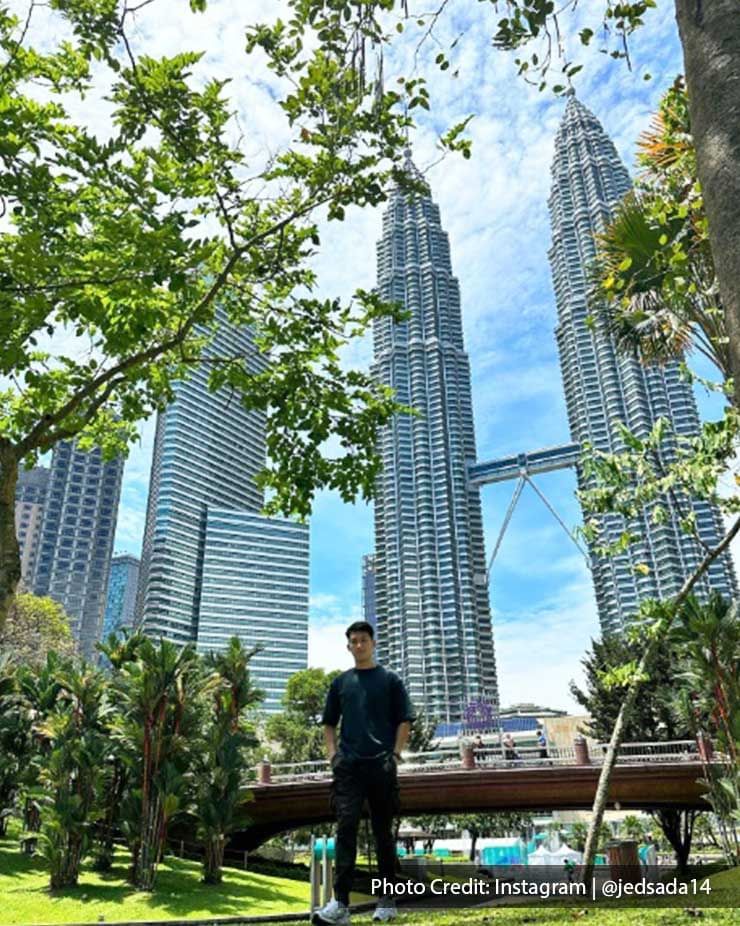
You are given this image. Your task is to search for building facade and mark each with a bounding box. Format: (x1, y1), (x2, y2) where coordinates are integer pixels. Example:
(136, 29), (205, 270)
(136, 321), (266, 645)
(102, 553), (141, 641)
(32, 441), (124, 657)
(15, 466), (49, 583)
(548, 92), (737, 634)
(361, 553), (377, 632)
(371, 153), (498, 723)
(136, 318), (309, 711)
(196, 510), (309, 713)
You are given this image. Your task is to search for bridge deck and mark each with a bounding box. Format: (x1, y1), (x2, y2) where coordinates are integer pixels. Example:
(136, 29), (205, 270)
(227, 761), (708, 850)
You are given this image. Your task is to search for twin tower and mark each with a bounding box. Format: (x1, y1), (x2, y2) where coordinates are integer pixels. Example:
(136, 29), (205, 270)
(136, 94), (736, 723)
(369, 94), (736, 724)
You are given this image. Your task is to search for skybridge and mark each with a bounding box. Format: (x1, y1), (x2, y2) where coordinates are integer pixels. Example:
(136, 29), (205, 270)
(467, 442), (587, 579)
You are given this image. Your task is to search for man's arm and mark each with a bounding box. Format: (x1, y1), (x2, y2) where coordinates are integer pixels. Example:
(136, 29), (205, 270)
(324, 724), (338, 762)
(393, 720), (411, 758)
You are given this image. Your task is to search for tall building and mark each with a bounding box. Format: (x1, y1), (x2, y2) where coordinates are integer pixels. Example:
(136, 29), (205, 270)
(371, 153), (498, 724)
(15, 466), (49, 583)
(361, 553), (377, 632)
(136, 318), (309, 711)
(102, 553), (141, 641)
(196, 510), (309, 713)
(32, 441), (124, 657)
(548, 92), (736, 634)
(137, 321), (266, 645)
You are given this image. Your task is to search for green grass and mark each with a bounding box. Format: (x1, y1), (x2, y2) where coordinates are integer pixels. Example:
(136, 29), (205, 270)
(0, 832), (310, 925)
(1, 828), (736, 926)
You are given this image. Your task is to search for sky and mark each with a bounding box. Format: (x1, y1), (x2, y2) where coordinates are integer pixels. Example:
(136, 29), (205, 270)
(54, 0), (706, 712)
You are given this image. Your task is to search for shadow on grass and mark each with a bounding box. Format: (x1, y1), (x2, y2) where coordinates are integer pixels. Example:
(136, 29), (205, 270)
(1, 838), (307, 918)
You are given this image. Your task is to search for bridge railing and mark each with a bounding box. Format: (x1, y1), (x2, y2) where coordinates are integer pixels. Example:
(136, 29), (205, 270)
(261, 739), (704, 783)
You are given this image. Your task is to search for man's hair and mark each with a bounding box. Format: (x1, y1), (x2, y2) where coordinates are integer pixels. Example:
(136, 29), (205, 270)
(345, 620), (375, 640)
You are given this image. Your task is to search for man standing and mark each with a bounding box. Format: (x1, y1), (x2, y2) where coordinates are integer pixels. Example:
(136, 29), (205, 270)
(313, 621), (415, 926)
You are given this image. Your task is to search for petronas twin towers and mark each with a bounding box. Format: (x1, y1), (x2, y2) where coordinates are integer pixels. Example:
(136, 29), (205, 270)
(370, 99), (736, 724)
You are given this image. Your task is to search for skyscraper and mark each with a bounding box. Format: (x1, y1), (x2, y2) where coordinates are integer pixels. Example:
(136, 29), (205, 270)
(136, 317), (309, 709)
(371, 153), (498, 724)
(196, 510), (309, 713)
(548, 92), (736, 634)
(32, 441), (124, 657)
(137, 321), (266, 644)
(102, 553), (141, 641)
(15, 466), (49, 583)
(361, 553), (377, 632)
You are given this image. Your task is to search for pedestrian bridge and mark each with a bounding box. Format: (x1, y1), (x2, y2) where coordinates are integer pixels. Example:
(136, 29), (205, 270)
(227, 741), (712, 850)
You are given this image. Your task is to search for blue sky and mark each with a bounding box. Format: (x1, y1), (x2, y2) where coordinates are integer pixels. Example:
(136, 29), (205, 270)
(105, 0), (712, 711)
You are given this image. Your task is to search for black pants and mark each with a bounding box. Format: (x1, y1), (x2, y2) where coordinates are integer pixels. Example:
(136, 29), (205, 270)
(331, 754), (399, 905)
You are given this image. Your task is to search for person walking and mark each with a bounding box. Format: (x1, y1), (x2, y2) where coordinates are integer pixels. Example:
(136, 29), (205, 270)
(502, 732), (517, 761)
(313, 621), (415, 926)
(536, 728), (548, 760)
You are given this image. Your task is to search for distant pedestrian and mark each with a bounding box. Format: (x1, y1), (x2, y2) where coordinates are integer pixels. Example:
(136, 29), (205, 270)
(536, 728), (548, 760)
(502, 732), (517, 761)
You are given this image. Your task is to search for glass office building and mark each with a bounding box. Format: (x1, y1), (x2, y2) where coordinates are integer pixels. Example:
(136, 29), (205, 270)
(549, 92), (737, 633)
(136, 316), (310, 710)
(32, 440), (124, 657)
(102, 553), (141, 640)
(196, 510), (309, 713)
(371, 153), (499, 723)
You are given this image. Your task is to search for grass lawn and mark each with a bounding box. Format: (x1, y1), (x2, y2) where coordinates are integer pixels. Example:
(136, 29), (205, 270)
(0, 832), (310, 925)
(1, 829), (736, 926)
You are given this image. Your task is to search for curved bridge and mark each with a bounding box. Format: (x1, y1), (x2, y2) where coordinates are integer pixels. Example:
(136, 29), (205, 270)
(227, 743), (710, 850)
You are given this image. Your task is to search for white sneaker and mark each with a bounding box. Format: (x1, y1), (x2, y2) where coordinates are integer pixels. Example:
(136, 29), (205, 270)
(372, 898), (397, 922)
(312, 899), (350, 926)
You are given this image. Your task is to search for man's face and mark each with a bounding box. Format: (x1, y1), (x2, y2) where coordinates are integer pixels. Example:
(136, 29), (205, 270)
(347, 631), (375, 664)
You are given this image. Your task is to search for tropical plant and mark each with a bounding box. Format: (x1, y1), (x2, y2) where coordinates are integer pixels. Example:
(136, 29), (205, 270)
(111, 636), (205, 890)
(670, 593), (740, 865)
(194, 638), (263, 885)
(36, 663), (110, 889)
(619, 814), (650, 843)
(0, 655), (26, 835)
(594, 79), (730, 382)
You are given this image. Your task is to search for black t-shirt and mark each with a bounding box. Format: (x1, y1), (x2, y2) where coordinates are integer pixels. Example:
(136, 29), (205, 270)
(321, 665), (415, 760)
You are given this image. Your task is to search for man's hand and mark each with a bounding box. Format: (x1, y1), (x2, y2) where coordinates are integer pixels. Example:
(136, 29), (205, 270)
(324, 724), (338, 764)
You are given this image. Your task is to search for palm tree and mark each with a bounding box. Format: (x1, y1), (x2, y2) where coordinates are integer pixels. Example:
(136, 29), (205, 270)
(670, 593), (740, 864)
(112, 635), (204, 891)
(195, 637), (263, 884)
(593, 78), (732, 388)
(36, 662), (110, 889)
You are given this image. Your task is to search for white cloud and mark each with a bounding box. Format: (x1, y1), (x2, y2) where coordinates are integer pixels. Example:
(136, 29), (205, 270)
(308, 619), (355, 673)
(493, 578), (599, 713)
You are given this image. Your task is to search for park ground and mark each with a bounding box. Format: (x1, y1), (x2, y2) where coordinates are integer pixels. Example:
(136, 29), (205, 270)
(1, 829), (738, 926)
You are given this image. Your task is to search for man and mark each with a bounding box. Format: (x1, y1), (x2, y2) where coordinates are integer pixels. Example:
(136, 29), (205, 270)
(312, 620), (415, 926)
(536, 728), (548, 760)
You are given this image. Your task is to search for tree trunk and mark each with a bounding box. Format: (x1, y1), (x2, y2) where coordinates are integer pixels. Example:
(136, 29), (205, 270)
(203, 835), (225, 884)
(0, 446), (21, 633)
(653, 810), (695, 874)
(675, 0), (740, 407)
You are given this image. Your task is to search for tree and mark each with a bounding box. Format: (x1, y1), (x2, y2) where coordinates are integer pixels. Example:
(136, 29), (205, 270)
(0, 594), (77, 667)
(194, 638), (263, 885)
(594, 79), (729, 382)
(670, 594), (740, 865)
(0, 0), (474, 630)
(409, 814), (451, 855)
(620, 814), (650, 843)
(406, 708), (437, 754)
(451, 812), (532, 861)
(36, 663), (109, 889)
(570, 631), (699, 872)
(111, 635), (205, 890)
(265, 668), (340, 764)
